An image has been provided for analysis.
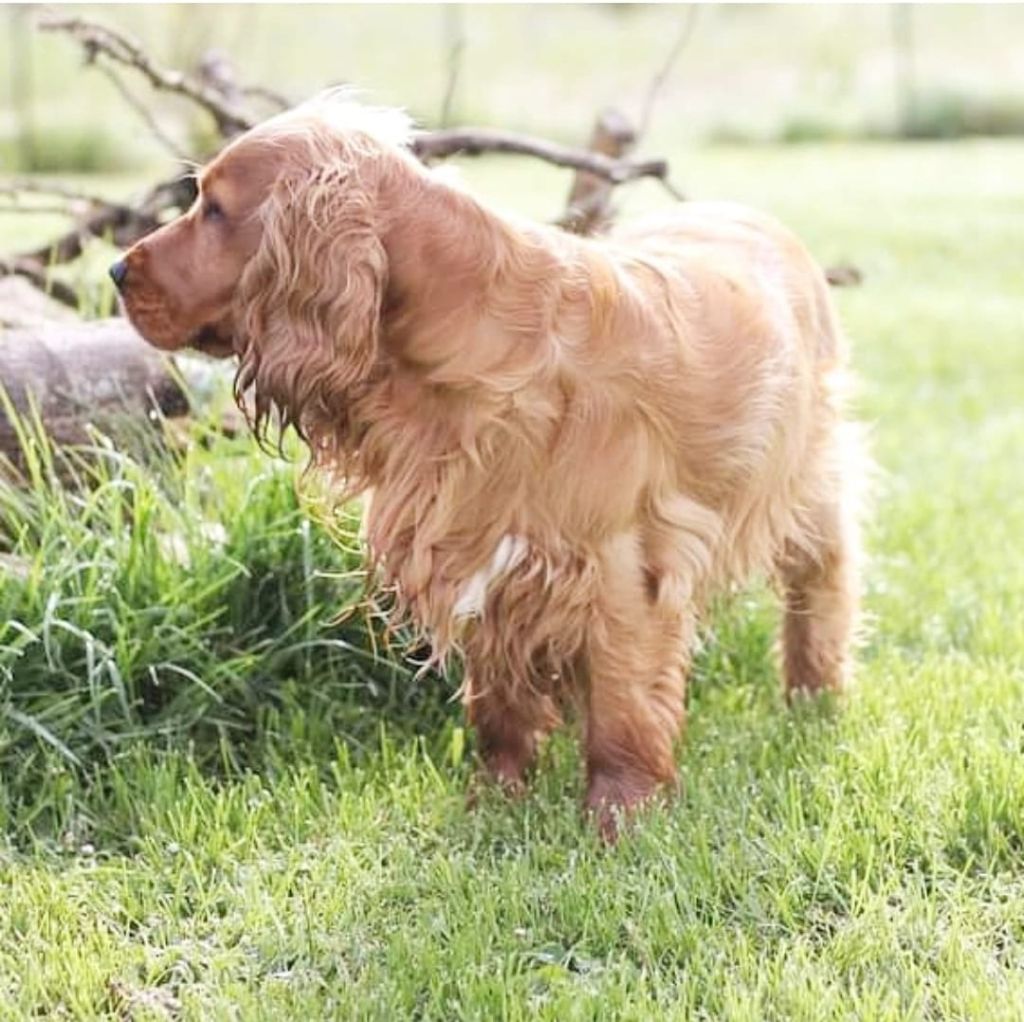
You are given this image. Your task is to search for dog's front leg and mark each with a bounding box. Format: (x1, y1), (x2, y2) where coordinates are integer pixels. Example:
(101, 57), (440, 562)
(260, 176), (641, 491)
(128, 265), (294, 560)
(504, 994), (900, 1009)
(778, 489), (861, 699)
(583, 532), (692, 841)
(463, 667), (560, 796)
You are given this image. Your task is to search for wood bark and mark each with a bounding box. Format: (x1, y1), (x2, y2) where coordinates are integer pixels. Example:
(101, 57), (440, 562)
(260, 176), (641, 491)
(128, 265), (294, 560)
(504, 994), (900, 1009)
(560, 108), (638, 235)
(0, 319), (189, 469)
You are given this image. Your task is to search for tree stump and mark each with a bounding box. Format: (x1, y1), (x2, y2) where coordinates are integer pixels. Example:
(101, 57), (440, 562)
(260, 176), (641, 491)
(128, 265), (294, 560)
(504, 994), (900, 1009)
(561, 108), (638, 235)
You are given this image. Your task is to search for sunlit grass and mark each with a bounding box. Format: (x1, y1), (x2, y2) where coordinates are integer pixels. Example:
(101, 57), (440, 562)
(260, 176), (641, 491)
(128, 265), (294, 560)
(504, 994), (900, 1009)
(1, 139), (1023, 1019)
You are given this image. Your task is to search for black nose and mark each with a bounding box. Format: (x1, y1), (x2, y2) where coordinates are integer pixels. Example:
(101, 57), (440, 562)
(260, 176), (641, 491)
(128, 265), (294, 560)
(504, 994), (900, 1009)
(108, 259), (128, 290)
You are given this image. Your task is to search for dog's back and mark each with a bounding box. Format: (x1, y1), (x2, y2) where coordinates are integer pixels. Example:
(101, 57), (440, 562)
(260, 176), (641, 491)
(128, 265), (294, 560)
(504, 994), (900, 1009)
(580, 200), (859, 606)
(616, 200), (842, 354)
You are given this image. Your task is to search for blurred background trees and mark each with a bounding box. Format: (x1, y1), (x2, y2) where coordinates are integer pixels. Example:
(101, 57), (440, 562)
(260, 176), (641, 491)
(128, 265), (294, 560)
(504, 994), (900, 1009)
(3, 4), (1024, 176)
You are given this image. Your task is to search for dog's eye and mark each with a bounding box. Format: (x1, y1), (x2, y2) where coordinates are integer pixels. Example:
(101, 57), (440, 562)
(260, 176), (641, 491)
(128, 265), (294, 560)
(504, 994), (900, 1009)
(202, 199), (226, 222)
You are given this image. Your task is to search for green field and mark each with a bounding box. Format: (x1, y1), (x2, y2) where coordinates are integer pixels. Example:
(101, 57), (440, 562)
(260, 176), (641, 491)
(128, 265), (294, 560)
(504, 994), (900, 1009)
(1, 134), (1022, 1019)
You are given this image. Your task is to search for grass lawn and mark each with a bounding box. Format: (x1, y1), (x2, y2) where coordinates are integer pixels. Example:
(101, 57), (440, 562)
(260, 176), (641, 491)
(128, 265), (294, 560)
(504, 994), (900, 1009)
(1, 139), (1024, 1019)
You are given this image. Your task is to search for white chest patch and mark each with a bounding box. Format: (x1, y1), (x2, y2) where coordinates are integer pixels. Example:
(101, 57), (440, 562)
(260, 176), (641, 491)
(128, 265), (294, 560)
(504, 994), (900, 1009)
(453, 534), (528, 619)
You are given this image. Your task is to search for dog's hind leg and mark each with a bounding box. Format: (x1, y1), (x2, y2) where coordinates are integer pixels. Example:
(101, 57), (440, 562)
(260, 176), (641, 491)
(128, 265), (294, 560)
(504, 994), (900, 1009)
(582, 532), (693, 841)
(777, 486), (861, 698)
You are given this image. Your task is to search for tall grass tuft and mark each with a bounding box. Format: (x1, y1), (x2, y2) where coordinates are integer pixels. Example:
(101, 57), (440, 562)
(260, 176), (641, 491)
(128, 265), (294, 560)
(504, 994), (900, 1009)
(0, 398), (453, 833)
(0, 387), (776, 843)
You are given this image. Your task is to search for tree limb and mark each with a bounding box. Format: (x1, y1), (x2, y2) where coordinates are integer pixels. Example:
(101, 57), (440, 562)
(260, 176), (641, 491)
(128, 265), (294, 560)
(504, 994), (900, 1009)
(0, 257), (80, 309)
(439, 4), (466, 128)
(638, 6), (700, 140)
(20, 175), (196, 266)
(9, 15), (697, 298)
(559, 108), (637, 235)
(38, 14), (254, 137)
(94, 59), (194, 161)
(555, 184), (630, 234)
(412, 127), (672, 186)
(1, 178), (117, 208)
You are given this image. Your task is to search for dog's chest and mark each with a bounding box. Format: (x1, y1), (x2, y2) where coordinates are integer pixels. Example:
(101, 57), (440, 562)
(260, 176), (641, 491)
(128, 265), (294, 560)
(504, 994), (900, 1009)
(451, 534), (528, 619)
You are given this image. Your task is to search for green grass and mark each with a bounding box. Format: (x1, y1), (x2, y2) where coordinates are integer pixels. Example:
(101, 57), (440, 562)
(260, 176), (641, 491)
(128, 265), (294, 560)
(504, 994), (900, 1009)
(1, 139), (1024, 1018)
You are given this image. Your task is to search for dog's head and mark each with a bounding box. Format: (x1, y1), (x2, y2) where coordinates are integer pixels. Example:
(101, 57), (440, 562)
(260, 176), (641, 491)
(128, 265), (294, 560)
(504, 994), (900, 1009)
(114, 96), (413, 439)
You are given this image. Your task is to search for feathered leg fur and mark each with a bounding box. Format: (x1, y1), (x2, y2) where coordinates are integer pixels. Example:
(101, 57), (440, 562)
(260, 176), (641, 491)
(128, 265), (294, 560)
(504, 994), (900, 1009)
(464, 670), (561, 793)
(583, 532), (694, 841)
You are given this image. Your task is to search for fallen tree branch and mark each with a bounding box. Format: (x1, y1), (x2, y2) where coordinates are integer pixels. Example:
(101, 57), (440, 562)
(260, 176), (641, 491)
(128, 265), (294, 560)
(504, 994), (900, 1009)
(0, 257), (80, 309)
(1, 178), (117, 208)
(7, 117), (681, 291)
(94, 59), (194, 161)
(439, 4), (466, 128)
(656, 177), (686, 202)
(0, 176), (193, 305)
(38, 14), (254, 137)
(20, 175), (196, 267)
(638, 6), (700, 140)
(412, 127), (672, 186)
(554, 186), (629, 233)
(5, 13), (684, 298)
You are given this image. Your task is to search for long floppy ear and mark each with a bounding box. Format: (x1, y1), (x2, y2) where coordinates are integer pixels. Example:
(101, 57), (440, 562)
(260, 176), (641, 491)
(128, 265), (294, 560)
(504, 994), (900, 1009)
(234, 162), (387, 446)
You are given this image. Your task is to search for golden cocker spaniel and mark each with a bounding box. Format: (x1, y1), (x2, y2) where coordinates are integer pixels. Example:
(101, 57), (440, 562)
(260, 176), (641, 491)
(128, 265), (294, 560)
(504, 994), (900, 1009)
(113, 96), (863, 839)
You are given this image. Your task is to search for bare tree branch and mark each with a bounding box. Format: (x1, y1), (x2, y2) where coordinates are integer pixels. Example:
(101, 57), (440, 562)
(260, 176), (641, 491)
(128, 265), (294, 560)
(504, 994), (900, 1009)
(1, 178), (117, 209)
(412, 127), (672, 186)
(555, 184), (629, 233)
(439, 4), (466, 128)
(0, 202), (81, 217)
(7, 14), (706, 302)
(38, 14), (255, 137)
(657, 177), (686, 202)
(0, 256), (80, 308)
(241, 83), (291, 113)
(195, 48), (242, 106)
(20, 175), (197, 267)
(637, 6), (700, 141)
(94, 60), (193, 161)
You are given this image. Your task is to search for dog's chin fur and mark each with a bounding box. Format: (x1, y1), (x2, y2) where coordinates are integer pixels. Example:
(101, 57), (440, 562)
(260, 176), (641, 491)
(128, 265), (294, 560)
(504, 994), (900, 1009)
(189, 324), (236, 359)
(124, 97), (865, 840)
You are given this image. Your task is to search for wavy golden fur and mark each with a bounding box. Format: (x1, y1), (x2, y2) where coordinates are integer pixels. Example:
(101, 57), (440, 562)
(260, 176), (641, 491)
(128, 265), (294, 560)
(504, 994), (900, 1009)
(116, 96), (864, 839)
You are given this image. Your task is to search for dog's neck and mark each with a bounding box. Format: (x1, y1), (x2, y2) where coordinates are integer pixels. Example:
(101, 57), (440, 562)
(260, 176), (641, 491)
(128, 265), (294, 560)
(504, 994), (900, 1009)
(322, 159), (665, 646)
(332, 158), (646, 510)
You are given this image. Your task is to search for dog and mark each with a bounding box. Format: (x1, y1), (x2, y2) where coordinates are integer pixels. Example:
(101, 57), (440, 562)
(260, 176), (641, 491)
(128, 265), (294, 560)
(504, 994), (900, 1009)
(113, 96), (863, 839)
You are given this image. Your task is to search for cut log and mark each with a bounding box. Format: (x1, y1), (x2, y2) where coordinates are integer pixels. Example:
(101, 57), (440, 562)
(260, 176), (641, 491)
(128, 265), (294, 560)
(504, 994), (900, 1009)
(0, 276), (78, 329)
(0, 318), (190, 470)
